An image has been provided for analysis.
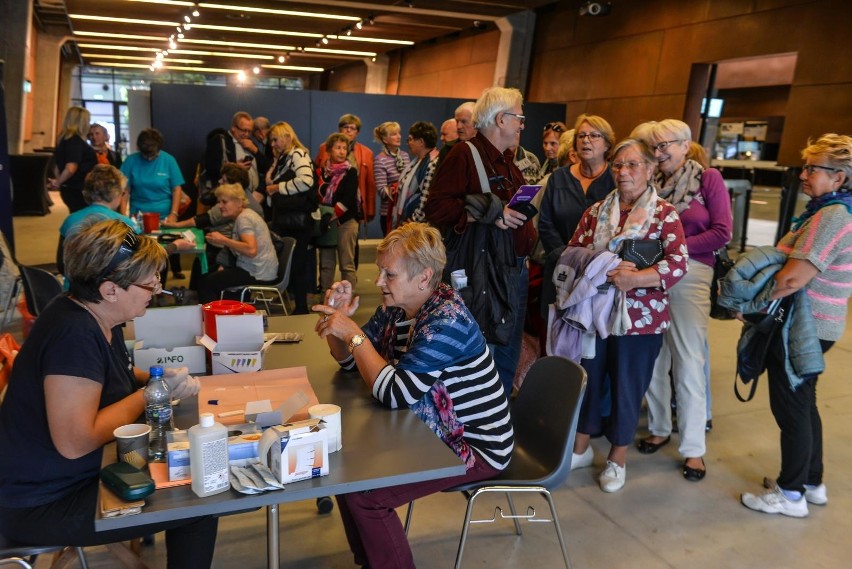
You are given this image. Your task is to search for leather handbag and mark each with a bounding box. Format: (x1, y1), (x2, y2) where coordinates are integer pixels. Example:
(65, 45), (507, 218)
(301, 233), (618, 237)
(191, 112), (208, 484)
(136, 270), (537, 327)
(734, 296), (791, 402)
(710, 247), (735, 320)
(619, 238), (663, 270)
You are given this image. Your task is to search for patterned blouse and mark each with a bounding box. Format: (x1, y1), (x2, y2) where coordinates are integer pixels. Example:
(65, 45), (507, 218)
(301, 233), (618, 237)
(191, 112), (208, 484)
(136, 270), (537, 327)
(373, 150), (411, 217)
(337, 284), (514, 470)
(569, 198), (688, 334)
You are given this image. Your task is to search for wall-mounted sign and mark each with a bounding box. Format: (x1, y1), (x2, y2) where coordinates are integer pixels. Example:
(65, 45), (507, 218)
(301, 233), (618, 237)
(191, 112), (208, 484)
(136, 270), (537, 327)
(719, 122), (744, 136)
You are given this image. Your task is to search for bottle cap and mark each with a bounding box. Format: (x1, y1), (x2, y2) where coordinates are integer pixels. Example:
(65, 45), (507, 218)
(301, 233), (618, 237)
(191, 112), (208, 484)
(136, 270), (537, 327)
(149, 365), (164, 377)
(200, 413), (214, 428)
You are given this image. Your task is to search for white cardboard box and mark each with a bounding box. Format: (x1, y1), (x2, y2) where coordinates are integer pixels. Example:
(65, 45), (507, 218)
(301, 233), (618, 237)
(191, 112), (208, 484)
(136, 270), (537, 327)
(200, 314), (272, 374)
(133, 305), (206, 374)
(257, 419), (329, 485)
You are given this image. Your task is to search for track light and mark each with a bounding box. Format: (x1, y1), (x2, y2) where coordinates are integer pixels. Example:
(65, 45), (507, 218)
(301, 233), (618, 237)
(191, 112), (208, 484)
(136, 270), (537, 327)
(355, 20), (362, 30)
(277, 54), (285, 63)
(321, 36), (329, 45)
(184, 15), (191, 23)
(252, 66), (260, 74)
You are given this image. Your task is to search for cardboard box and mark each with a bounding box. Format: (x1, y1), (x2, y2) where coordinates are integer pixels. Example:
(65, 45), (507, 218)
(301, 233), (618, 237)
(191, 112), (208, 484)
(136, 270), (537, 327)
(133, 305), (206, 374)
(166, 424), (264, 481)
(257, 419), (329, 485)
(199, 314), (272, 374)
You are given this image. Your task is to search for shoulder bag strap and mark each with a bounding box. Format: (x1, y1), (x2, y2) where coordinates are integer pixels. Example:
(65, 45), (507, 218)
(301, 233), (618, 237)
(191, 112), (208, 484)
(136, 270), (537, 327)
(465, 141), (490, 194)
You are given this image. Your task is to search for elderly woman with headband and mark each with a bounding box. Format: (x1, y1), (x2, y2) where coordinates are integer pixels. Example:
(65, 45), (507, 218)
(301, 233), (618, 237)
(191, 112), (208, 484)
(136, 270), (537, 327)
(740, 134), (852, 518)
(632, 119), (732, 483)
(0, 220), (212, 568)
(312, 222), (513, 569)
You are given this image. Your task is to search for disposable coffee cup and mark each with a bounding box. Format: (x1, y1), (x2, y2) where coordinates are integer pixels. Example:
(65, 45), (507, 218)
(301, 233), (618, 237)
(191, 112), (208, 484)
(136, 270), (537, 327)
(141, 212), (160, 233)
(309, 404), (342, 453)
(114, 424), (151, 469)
(450, 269), (468, 290)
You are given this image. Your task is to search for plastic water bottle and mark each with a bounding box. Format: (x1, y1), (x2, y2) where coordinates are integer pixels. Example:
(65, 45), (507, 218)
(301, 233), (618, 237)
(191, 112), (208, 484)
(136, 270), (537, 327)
(188, 413), (230, 497)
(144, 365), (173, 461)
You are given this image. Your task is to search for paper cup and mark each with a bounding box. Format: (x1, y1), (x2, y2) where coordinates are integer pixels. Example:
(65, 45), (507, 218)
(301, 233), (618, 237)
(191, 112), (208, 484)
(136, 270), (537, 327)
(309, 404), (342, 453)
(114, 424), (151, 469)
(141, 212), (160, 233)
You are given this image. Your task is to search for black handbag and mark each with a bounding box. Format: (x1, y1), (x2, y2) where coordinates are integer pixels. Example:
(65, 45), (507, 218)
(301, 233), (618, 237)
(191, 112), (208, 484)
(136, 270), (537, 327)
(734, 297), (791, 402)
(710, 247), (736, 320)
(620, 238), (663, 270)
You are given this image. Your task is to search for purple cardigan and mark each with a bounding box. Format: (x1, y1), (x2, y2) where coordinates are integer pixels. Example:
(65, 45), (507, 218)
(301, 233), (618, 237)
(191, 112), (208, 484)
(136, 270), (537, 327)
(679, 168), (732, 267)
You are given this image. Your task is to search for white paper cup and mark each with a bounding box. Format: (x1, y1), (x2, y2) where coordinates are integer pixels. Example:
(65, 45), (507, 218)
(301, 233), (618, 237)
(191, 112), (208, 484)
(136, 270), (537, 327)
(114, 424), (151, 469)
(309, 403), (342, 453)
(451, 275), (468, 289)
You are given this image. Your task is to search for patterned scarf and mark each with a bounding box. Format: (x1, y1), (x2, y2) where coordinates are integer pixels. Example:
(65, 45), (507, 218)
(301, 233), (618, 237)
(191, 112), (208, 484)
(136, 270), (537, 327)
(791, 190), (852, 231)
(321, 161), (350, 205)
(592, 184), (659, 253)
(384, 146), (406, 173)
(656, 159), (703, 214)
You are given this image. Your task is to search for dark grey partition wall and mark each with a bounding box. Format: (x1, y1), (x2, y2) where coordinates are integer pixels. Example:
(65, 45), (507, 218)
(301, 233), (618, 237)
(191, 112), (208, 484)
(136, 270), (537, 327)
(150, 84), (565, 237)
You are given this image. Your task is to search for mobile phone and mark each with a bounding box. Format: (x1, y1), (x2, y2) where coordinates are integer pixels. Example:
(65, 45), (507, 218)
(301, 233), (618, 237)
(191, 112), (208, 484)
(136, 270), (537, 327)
(242, 155), (254, 163)
(508, 185), (541, 219)
(100, 462), (155, 501)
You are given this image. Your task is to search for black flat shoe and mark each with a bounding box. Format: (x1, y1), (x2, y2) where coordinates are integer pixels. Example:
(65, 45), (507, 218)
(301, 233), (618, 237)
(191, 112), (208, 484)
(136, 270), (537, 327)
(683, 458), (706, 482)
(636, 435), (671, 454)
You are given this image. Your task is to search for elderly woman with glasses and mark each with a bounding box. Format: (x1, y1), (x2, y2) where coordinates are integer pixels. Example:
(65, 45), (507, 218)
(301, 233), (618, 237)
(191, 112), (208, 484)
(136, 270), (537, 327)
(312, 222), (513, 569)
(538, 114), (616, 258)
(198, 183), (279, 304)
(566, 138), (687, 493)
(538, 121), (567, 180)
(739, 134), (852, 518)
(630, 120), (732, 482)
(0, 220), (214, 568)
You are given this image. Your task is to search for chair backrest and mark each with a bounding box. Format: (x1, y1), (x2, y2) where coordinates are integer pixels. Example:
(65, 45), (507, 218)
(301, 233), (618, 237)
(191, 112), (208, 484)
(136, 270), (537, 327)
(506, 355), (587, 488)
(18, 265), (63, 317)
(274, 237), (297, 293)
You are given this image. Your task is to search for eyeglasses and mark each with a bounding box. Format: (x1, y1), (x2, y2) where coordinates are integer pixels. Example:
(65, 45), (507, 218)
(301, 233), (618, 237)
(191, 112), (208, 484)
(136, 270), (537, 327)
(612, 161), (645, 172)
(802, 164), (839, 176)
(652, 140), (682, 152)
(543, 122), (565, 133)
(576, 132), (603, 141)
(98, 229), (139, 282)
(503, 112), (526, 125)
(340, 125), (359, 132)
(132, 276), (163, 295)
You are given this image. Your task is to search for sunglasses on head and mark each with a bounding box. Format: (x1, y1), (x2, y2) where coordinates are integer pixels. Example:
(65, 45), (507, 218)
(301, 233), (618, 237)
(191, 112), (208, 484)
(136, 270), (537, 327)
(98, 229), (140, 283)
(544, 122), (565, 133)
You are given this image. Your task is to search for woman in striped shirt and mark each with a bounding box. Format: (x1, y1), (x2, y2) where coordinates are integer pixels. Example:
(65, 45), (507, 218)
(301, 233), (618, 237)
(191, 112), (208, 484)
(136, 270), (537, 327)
(313, 222), (513, 569)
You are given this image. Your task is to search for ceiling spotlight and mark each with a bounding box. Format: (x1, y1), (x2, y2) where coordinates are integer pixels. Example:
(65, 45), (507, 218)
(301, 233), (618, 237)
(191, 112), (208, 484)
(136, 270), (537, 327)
(237, 70), (246, 81)
(178, 32), (185, 39)
(169, 39), (177, 49)
(368, 16), (375, 25)
(371, 56), (376, 62)
(355, 20), (362, 30)
(156, 52), (164, 60)
(579, 1), (612, 16)
(153, 59), (163, 69)
(176, 26), (182, 33)
(321, 36), (329, 45)
(345, 27), (352, 36)
(184, 15), (191, 23)
(149, 64), (155, 71)
(185, 23), (192, 30)
(253, 66), (261, 74)
(162, 49), (169, 55)
(277, 54), (285, 63)
(192, 8), (200, 18)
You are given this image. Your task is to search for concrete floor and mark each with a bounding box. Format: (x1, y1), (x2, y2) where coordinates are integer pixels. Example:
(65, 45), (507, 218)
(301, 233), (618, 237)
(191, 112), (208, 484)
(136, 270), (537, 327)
(6, 191), (852, 568)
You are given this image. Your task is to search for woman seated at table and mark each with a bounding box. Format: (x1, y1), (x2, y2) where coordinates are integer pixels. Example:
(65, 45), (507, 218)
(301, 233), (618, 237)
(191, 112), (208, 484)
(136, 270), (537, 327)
(313, 222), (514, 569)
(197, 183), (278, 303)
(0, 219), (213, 568)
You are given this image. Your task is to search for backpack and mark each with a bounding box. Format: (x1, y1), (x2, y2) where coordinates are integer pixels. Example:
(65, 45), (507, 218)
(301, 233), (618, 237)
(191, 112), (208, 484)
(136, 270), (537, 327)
(269, 152), (319, 234)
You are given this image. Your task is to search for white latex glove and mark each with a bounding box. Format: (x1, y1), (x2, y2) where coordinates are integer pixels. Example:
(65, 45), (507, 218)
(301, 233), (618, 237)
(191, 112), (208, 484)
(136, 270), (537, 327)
(163, 366), (201, 399)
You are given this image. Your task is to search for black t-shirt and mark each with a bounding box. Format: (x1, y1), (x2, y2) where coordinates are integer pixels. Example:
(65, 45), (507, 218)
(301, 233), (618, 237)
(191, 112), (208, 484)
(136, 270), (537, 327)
(0, 296), (136, 508)
(54, 135), (97, 192)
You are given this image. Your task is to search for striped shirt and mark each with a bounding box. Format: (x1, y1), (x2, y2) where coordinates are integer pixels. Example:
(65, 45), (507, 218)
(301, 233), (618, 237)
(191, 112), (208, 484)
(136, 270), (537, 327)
(339, 290), (513, 470)
(777, 203), (852, 341)
(373, 150), (410, 217)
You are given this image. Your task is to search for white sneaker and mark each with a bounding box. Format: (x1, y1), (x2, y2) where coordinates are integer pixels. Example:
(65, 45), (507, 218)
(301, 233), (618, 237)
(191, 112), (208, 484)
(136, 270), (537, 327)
(599, 460), (626, 493)
(741, 487), (809, 518)
(804, 483), (828, 506)
(571, 446), (594, 471)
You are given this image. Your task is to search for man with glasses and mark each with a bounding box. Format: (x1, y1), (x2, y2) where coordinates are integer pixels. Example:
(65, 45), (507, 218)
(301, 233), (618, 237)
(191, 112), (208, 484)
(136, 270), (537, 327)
(203, 111), (269, 202)
(426, 87), (536, 396)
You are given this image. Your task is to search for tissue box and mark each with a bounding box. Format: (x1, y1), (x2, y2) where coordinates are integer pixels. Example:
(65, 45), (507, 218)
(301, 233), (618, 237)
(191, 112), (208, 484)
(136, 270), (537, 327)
(258, 419), (329, 485)
(201, 314), (270, 374)
(133, 305), (206, 374)
(166, 424), (264, 481)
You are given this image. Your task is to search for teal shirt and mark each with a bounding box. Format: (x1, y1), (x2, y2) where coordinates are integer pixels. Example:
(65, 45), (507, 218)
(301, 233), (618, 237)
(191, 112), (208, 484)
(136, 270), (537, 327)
(59, 203), (136, 238)
(121, 150), (185, 217)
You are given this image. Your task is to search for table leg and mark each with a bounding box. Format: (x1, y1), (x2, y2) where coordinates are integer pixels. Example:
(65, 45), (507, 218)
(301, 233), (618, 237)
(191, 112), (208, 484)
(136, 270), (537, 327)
(267, 503), (279, 569)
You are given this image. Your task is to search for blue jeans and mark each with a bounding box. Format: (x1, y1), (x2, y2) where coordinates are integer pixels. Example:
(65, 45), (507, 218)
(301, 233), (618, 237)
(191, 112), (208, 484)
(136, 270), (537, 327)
(488, 257), (528, 396)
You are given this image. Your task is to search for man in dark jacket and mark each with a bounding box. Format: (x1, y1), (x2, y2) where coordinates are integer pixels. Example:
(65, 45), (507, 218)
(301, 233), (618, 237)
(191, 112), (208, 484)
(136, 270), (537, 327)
(204, 111), (269, 203)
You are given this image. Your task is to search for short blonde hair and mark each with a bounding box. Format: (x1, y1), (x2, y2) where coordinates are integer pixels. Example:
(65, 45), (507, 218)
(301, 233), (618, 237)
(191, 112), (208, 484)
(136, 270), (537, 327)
(573, 114), (616, 161)
(802, 133), (852, 190)
(557, 129), (576, 166)
(377, 222), (446, 289)
(60, 106), (91, 141)
(83, 165), (126, 205)
(374, 121), (401, 144)
(473, 87), (523, 129)
(66, 219), (166, 303)
(268, 121), (307, 156)
(629, 121), (657, 146)
(215, 183), (248, 206)
(652, 119), (692, 143)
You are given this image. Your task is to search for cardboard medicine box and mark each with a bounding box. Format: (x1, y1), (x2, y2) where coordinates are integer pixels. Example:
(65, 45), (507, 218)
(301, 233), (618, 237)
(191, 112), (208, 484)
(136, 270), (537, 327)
(257, 419), (329, 485)
(200, 314), (272, 374)
(166, 424), (264, 481)
(133, 305), (206, 374)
